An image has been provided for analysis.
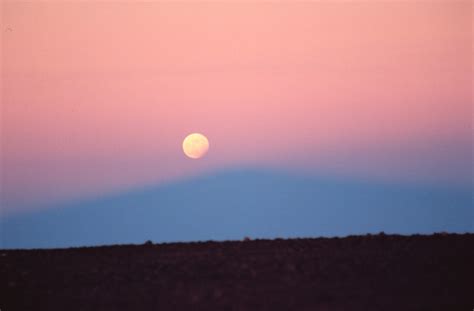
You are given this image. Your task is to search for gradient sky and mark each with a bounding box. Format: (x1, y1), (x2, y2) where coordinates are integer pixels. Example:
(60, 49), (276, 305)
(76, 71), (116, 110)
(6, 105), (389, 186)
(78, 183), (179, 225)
(1, 1), (472, 216)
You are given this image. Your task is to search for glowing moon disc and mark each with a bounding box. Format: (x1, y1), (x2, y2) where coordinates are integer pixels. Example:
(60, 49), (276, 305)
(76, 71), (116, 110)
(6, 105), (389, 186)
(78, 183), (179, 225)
(182, 133), (209, 159)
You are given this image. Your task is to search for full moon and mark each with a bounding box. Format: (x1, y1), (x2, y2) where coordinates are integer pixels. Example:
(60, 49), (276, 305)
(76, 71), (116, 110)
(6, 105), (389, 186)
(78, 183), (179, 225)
(182, 133), (209, 159)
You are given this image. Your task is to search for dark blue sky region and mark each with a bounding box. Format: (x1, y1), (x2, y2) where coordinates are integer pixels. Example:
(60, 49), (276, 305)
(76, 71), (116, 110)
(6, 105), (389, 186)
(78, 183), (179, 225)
(2, 169), (472, 249)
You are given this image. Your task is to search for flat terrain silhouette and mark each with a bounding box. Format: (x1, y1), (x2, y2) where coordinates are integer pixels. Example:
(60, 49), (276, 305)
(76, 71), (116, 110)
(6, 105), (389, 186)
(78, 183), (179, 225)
(1, 233), (473, 310)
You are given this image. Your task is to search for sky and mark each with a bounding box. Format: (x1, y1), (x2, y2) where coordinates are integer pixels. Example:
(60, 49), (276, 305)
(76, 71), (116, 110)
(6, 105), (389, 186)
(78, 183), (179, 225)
(1, 0), (472, 232)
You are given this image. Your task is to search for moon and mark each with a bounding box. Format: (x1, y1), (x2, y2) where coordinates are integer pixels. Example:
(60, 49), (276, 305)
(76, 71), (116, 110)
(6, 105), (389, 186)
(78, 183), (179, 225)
(182, 133), (209, 159)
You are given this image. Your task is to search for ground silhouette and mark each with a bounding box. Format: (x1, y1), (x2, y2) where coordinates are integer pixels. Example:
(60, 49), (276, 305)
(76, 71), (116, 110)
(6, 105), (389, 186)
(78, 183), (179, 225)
(1, 233), (473, 310)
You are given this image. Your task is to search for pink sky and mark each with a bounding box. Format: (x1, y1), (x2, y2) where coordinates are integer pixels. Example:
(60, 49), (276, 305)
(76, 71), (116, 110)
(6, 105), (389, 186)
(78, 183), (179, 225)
(1, 1), (472, 214)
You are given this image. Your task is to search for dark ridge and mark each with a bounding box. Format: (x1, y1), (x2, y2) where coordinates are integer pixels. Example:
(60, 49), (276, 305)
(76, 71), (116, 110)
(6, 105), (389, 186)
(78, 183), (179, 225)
(1, 233), (473, 310)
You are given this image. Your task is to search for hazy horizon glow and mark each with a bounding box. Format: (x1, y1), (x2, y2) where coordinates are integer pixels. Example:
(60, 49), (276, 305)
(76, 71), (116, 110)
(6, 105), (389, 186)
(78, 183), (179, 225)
(2, 1), (472, 215)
